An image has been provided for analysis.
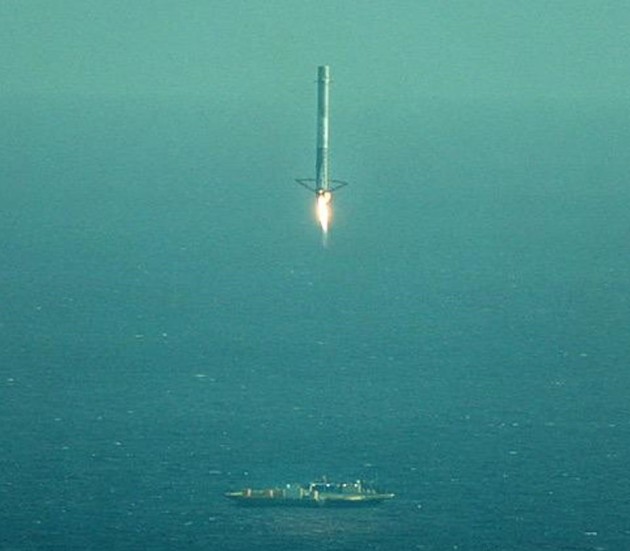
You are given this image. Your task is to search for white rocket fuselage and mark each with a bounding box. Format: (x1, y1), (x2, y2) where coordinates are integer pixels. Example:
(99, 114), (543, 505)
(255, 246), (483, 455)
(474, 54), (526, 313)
(315, 65), (330, 192)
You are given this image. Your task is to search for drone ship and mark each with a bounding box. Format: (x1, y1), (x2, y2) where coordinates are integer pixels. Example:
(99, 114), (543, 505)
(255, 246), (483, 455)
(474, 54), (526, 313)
(225, 478), (394, 508)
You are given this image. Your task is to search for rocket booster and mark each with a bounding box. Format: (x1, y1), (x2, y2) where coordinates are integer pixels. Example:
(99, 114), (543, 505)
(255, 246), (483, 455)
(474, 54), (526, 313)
(316, 65), (330, 192)
(296, 65), (348, 210)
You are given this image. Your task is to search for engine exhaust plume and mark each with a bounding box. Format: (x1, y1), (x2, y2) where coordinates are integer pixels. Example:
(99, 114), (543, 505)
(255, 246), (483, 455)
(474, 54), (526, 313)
(317, 191), (332, 235)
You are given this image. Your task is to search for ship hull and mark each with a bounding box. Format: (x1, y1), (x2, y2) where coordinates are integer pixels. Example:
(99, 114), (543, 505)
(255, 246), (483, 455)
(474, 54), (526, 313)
(225, 492), (394, 508)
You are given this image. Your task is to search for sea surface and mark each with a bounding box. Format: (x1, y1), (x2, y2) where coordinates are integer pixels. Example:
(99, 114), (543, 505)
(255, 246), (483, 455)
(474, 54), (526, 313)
(1, 96), (629, 550)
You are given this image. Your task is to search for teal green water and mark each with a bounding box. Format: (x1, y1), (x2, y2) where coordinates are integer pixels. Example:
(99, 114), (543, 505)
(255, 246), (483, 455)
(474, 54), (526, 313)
(1, 96), (629, 549)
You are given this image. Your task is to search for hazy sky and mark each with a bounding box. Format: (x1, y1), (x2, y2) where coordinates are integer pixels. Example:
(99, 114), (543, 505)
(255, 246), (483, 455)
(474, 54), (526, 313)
(2, 1), (630, 103)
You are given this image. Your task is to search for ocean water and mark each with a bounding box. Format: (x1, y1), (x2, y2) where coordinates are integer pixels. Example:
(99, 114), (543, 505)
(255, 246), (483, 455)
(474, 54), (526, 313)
(1, 96), (629, 550)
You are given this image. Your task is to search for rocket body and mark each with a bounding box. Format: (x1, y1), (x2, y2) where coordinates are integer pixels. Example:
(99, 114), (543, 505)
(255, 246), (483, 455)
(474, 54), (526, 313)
(315, 65), (330, 192)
